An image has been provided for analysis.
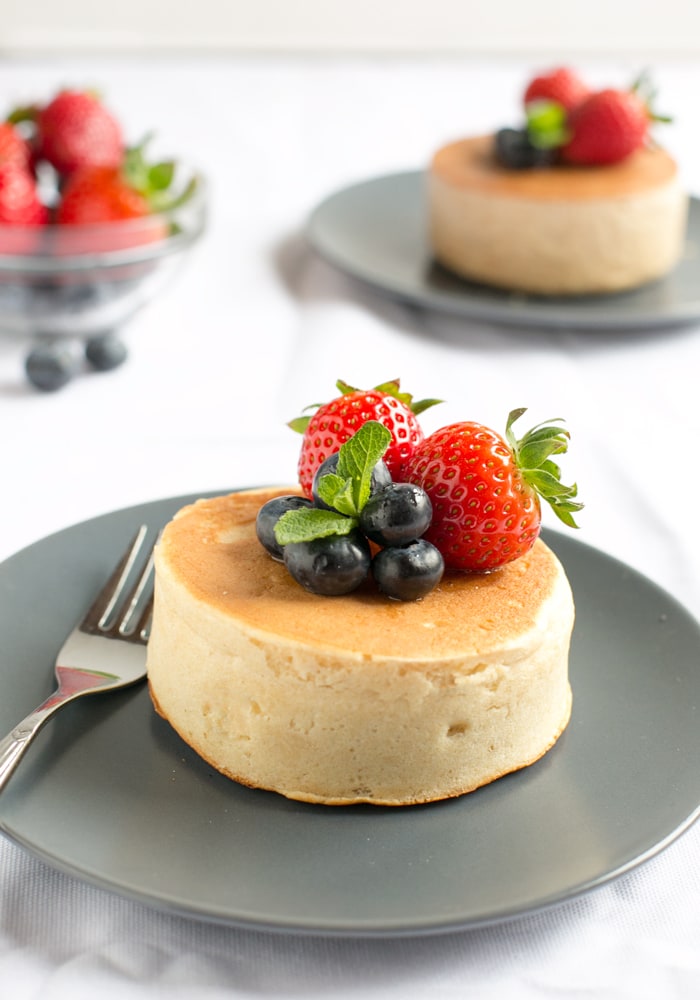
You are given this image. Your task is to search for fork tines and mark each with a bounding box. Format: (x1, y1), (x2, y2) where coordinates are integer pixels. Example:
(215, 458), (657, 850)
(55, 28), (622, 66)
(81, 525), (157, 644)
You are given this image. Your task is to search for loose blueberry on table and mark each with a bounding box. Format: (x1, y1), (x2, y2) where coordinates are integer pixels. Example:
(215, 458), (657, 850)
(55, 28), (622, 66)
(84, 334), (129, 372)
(23, 334), (129, 392)
(24, 341), (81, 392)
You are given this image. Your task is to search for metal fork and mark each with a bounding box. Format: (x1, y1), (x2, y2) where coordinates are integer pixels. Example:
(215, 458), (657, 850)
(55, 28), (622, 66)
(0, 525), (155, 794)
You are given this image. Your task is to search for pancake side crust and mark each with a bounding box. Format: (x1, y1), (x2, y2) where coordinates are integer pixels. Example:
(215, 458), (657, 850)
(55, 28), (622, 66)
(428, 135), (688, 295)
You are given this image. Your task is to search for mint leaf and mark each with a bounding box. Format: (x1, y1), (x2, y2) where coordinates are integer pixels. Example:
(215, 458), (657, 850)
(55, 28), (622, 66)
(274, 508), (356, 545)
(336, 420), (391, 511)
(275, 420), (391, 550)
(526, 100), (569, 150)
(315, 473), (345, 507)
(316, 474), (357, 516)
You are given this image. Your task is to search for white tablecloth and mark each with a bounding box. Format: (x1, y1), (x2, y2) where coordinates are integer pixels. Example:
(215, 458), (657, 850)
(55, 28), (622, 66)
(0, 53), (699, 998)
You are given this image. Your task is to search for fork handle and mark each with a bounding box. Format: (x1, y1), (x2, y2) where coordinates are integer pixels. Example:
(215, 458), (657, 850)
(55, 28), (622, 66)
(0, 691), (72, 794)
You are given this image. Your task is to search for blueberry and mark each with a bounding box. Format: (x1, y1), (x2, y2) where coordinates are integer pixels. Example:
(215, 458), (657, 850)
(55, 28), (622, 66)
(495, 128), (554, 170)
(85, 334), (128, 371)
(283, 530), (371, 595)
(359, 483), (432, 546)
(372, 540), (444, 601)
(256, 494), (313, 560)
(24, 343), (80, 392)
(312, 452), (391, 510)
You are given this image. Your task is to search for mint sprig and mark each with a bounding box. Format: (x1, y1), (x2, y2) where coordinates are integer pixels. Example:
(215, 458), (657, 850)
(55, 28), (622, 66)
(334, 420), (391, 514)
(274, 508), (356, 545)
(525, 100), (570, 150)
(274, 420), (391, 546)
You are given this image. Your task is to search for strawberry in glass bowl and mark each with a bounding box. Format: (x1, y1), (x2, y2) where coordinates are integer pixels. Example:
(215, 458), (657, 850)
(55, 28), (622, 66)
(0, 89), (206, 390)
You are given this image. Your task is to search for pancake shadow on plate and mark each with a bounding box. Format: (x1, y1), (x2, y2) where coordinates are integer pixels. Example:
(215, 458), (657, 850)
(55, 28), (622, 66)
(271, 228), (697, 351)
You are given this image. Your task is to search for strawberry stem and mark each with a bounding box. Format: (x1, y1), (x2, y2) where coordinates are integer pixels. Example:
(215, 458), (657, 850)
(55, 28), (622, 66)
(288, 378), (442, 434)
(122, 135), (198, 214)
(337, 378), (443, 414)
(505, 409), (583, 528)
(630, 69), (673, 125)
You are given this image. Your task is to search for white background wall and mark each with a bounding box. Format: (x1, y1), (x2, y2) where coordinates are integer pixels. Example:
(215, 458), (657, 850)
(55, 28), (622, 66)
(1, 0), (700, 56)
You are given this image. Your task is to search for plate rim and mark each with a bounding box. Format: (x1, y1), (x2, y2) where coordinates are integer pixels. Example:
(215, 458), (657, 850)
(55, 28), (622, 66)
(1, 492), (700, 937)
(307, 169), (700, 332)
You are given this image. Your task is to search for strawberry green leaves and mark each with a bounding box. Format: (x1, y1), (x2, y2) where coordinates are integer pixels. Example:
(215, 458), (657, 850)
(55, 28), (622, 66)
(123, 137), (198, 214)
(335, 379), (443, 417)
(505, 408), (584, 528)
(275, 421), (391, 545)
(288, 378), (442, 435)
(630, 69), (672, 125)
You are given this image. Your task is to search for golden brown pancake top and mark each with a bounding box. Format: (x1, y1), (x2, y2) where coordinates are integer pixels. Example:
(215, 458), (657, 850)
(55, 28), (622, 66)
(431, 134), (678, 202)
(158, 488), (564, 662)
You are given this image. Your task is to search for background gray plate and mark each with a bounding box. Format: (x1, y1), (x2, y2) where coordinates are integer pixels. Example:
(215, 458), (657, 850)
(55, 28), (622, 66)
(1, 494), (699, 936)
(307, 171), (700, 331)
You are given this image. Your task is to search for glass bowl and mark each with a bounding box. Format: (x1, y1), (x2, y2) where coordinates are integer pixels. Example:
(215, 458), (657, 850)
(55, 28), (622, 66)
(0, 173), (207, 390)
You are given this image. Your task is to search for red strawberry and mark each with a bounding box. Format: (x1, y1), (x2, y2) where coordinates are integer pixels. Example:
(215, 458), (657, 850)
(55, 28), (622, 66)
(561, 88), (651, 165)
(56, 165), (151, 225)
(0, 162), (48, 253)
(290, 379), (442, 497)
(36, 89), (123, 175)
(0, 122), (32, 169)
(524, 67), (590, 112)
(52, 142), (191, 252)
(53, 166), (168, 254)
(405, 409), (582, 573)
(0, 163), (48, 226)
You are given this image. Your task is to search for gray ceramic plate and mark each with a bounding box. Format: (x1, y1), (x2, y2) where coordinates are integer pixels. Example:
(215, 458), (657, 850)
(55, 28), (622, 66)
(1, 494), (699, 936)
(307, 171), (700, 331)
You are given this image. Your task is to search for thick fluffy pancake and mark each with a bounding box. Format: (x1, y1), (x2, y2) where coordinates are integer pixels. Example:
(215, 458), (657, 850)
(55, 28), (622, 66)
(429, 135), (687, 295)
(147, 488), (575, 805)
